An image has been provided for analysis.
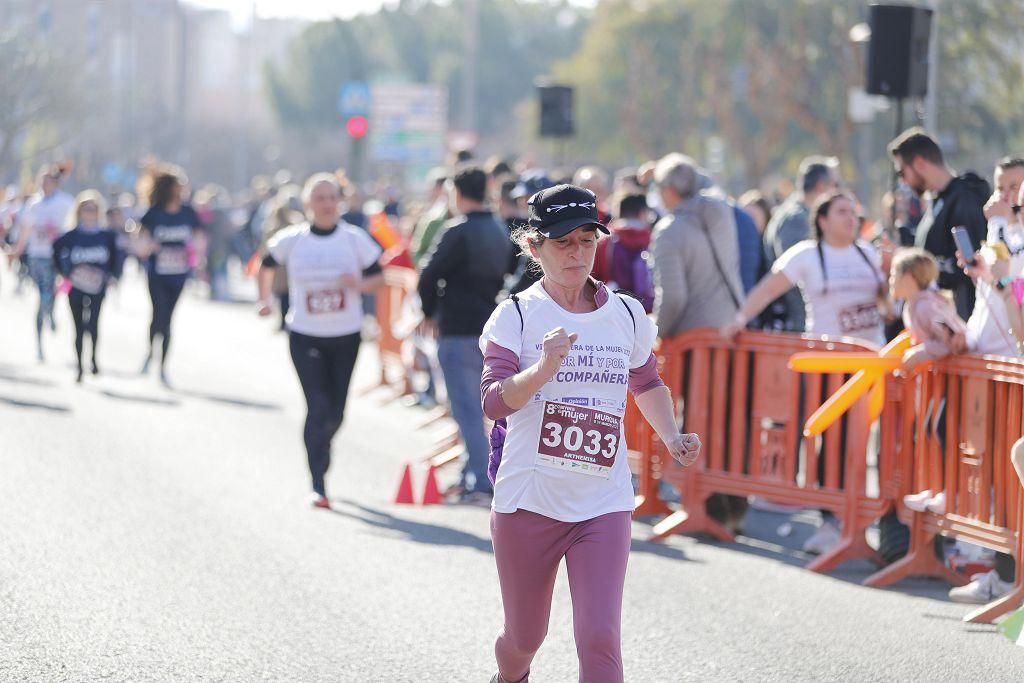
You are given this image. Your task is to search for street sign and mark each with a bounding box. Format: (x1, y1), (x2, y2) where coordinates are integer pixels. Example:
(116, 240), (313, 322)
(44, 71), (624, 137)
(338, 81), (371, 118)
(368, 83), (447, 165)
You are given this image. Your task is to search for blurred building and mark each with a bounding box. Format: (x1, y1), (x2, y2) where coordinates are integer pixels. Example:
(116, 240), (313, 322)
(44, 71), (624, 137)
(1, 0), (305, 191)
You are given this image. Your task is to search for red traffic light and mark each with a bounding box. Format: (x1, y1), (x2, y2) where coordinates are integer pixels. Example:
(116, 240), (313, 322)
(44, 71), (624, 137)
(346, 115), (369, 139)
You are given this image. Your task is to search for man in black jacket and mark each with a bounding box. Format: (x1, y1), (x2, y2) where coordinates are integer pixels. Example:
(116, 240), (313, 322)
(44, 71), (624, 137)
(418, 165), (513, 502)
(889, 127), (991, 319)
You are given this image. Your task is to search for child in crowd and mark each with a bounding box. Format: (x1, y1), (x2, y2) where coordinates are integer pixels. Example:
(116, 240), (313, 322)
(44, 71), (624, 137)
(889, 248), (968, 514)
(892, 247), (968, 372)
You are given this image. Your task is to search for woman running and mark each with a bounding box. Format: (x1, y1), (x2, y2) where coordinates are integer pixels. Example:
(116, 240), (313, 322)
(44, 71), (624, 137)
(480, 184), (701, 683)
(136, 166), (202, 386)
(257, 173), (384, 509)
(7, 165), (75, 361)
(52, 191), (123, 382)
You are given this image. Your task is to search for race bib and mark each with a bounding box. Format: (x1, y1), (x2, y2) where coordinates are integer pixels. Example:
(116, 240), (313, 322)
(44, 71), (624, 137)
(155, 247), (189, 275)
(536, 401), (620, 479)
(306, 288), (346, 315)
(838, 302), (881, 335)
(70, 265), (105, 295)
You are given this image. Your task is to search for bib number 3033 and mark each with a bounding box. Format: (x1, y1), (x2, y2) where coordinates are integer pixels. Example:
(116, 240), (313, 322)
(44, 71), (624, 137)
(536, 401), (620, 479)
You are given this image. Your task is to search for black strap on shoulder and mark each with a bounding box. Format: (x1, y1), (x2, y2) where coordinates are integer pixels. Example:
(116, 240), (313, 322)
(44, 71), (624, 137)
(695, 206), (742, 308)
(510, 293), (524, 331)
(613, 290), (637, 333)
(511, 290), (635, 336)
(816, 240), (883, 296)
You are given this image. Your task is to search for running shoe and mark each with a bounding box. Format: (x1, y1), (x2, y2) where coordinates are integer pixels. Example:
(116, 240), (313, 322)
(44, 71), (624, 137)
(308, 493), (331, 510)
(802, 520), (841, 555)
(91, 360), (100, 375)
(457, 490), (493, 508)
(442, 483), (467, 500)
(949, 569), (1012, 604)
(925, 491), (946, 514)
(902, 489), (934, 513)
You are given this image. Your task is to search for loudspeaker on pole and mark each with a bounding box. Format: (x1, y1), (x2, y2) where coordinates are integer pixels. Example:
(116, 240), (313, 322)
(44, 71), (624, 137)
(865, 4), (933, 99)
(537, 84), (574, 138)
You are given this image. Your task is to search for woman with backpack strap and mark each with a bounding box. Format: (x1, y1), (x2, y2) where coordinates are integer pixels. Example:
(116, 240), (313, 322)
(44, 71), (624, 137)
(479, 184), (701, 683)
(721, 190), (887, 556)
(721, 190), (888, 346)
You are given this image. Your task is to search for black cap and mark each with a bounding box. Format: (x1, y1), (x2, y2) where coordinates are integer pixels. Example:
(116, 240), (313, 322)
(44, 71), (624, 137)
(527, 184), (609, 239)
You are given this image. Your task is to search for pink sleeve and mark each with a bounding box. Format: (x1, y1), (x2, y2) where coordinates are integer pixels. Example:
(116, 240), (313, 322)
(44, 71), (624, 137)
(629, 352), (665, 396)
(908, 296), (952, 360)
(481, 341), (520, 420)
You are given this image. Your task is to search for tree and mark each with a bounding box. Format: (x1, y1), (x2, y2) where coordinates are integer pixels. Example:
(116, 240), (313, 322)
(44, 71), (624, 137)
(265, 0), (587, 139)
(547, 0), (1024, 198)
(0, 32), (84, 181)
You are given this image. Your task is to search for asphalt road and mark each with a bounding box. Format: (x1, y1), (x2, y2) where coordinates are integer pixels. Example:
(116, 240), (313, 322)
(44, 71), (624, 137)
(1, 266), (1021, 682)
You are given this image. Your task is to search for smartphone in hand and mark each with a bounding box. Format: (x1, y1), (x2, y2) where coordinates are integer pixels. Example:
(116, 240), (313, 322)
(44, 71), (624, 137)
(952, 226), (976, 264)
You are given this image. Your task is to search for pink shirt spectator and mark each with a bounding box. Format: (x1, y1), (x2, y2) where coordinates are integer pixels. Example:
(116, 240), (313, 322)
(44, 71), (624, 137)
(902, 287), (968, 361)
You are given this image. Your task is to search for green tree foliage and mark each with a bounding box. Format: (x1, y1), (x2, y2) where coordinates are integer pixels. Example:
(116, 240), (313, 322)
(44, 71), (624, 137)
(266, 0), (586, 136)
(551, 0), (1024, 190)
(0, 32), (83, 178)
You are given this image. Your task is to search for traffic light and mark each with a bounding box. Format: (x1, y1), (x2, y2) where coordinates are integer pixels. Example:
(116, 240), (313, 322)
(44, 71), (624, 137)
(346, 115), (369, 139)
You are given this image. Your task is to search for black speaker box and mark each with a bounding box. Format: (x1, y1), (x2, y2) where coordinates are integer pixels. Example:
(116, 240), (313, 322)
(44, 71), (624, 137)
(865, 4), (933, 99)
(537, 85), (574, 138)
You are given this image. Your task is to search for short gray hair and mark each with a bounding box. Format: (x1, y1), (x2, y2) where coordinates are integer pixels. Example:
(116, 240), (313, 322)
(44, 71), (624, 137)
(798, 155), (840, 193)
(653, 153), (700, 199)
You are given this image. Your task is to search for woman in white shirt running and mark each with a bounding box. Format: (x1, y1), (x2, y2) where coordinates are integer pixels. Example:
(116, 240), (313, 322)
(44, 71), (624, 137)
(257, 173), (384, 509)
(480, 184), (700, 683)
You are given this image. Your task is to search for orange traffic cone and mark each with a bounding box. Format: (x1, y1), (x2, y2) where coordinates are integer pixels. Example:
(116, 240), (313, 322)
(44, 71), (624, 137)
(394, 462), (415, 504)
(421, 465), (443, 506)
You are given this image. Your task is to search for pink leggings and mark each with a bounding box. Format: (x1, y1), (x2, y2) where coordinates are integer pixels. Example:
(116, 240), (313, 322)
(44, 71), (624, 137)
(490, 509), (632, 683)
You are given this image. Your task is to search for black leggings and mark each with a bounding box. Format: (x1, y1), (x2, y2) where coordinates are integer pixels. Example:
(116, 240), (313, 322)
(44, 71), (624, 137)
(147, 277), (185, 363)
(289, 331), (361, 496)
(68, 289), (104, 371)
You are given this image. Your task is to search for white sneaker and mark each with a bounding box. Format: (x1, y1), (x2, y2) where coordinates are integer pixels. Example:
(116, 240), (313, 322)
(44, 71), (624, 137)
(925, 491), (946, 514)
(903, 489), (933, 512)
(802, 520), (841, 555)
(949, 569), (1012, 604)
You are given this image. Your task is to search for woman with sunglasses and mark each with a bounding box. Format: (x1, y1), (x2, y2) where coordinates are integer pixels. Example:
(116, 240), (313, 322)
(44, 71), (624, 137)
(52, 191), (123, 382)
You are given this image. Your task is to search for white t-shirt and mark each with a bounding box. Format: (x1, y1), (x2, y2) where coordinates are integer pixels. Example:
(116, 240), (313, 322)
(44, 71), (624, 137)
(966, 217), (1024, 357)
(267, 222), (382, 337)
(20, 191), (74, 258)
(479, 281), (658, 523)
(774, 239), (885, 346)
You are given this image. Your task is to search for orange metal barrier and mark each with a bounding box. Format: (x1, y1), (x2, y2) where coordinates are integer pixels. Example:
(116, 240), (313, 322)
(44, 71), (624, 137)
(371, 266), (418, 397)
(631, 328), (892, 574)
(864, 354), (1024, 623)
(628, 328), (1024, 620)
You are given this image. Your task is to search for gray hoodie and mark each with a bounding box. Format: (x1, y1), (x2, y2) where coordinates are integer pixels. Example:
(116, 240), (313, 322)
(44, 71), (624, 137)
(652, 194), (744, 337)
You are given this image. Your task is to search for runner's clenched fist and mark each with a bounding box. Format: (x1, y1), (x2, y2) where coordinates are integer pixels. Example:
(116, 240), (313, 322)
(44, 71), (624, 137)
(665, 432), (702, 467)
(539, 327), (578, 377)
